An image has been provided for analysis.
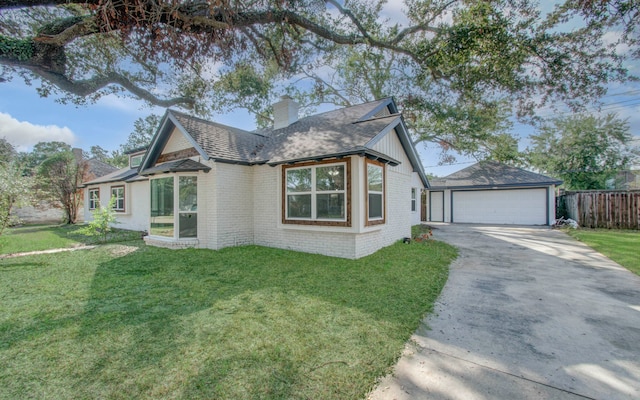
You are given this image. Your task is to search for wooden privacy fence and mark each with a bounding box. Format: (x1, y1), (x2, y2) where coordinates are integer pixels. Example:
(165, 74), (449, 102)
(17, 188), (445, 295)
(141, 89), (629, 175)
(558, 190), (640, 229)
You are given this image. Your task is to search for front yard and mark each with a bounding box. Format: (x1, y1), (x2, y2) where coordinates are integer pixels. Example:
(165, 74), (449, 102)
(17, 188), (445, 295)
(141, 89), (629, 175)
(0, 228), (456, 399)
(0, 224), (142, 255)
(567, 229), (640, 276)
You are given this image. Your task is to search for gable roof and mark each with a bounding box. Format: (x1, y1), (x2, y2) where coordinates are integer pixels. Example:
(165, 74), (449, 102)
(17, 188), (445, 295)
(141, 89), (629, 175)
(429, 161), (562, 189)
(137, 98), (429, 187)
(171, 111), (266, 163)
(258, 111), (402, 165)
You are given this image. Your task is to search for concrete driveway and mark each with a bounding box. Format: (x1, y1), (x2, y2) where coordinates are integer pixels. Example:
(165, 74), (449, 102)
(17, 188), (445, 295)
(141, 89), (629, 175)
(369, 224), (640, 400)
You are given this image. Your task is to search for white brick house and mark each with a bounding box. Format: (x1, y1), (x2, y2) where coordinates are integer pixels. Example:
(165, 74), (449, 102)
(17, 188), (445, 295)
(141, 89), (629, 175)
(83, 97), (429, 259)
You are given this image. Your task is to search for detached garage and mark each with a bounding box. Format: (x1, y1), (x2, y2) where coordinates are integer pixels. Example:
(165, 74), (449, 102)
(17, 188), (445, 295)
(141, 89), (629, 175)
(427, 161), (562, 225)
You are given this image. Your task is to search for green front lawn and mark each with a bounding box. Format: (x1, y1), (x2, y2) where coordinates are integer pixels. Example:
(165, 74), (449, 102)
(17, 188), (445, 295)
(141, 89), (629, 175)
(0, 237), (456, 399)
(567, 229), (640, 276)
(0, 224), (143, 255)
(0, 224), (81, 254)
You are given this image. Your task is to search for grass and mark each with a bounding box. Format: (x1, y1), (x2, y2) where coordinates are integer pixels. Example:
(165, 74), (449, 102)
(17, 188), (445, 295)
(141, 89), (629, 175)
(0, 233), (456, 399)
(0, 224), (143, 255)
(567, 229), (640, 276)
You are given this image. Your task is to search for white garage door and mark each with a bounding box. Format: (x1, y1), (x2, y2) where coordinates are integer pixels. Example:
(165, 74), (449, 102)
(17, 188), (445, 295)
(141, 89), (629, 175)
(452, 188), (548, 225)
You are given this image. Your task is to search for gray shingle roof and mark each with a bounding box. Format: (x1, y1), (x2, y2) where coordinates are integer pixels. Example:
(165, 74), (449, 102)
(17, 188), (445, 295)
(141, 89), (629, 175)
(135, 98), (428, 187)
(429, 161), (562, 189)
(86, 158), (118, 178)
(83, 167), (143, 186)
(168, 99), (400, 165)
(258, 112), (402, 165)
(171, 111), (266, 164)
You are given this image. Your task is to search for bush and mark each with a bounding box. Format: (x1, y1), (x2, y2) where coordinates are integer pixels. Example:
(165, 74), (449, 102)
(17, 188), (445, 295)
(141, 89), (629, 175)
(77, 197), (119, 242)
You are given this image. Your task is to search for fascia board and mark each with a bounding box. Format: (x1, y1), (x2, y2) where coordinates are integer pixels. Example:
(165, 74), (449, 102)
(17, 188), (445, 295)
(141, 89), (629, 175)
(166, 113), (210, 161)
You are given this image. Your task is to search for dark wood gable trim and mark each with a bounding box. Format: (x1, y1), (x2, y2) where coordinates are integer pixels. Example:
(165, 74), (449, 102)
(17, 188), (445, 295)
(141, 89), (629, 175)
(157, 147), (200, 164)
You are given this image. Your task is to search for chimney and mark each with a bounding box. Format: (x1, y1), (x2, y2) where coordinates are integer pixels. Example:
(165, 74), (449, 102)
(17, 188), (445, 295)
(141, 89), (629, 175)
(273, 95), (299, 130)
(72, 148), (84, 162)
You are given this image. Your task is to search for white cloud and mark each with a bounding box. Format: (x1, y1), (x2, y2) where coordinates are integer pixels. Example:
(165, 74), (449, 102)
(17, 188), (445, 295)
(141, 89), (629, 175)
(0, 112), (76, 151)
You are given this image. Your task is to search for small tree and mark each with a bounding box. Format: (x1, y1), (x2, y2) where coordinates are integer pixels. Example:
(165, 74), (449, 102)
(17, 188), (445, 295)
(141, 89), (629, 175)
(0, 162), (32, 236)
(37, 151), (88, 224)
(79, 196), (119, 243)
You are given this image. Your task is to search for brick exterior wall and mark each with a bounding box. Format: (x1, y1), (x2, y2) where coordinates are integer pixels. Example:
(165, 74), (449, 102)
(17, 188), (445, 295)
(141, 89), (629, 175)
(215, 163), (255, 248)
(252, 163), (359, 258)
(197, 163), (217, 249)
(105, 126), (423, 259)
(410, 173), (423, 226)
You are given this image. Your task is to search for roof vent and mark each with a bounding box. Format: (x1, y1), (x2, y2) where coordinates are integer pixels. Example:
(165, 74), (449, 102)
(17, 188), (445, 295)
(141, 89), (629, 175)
(273, 95), (299, 130)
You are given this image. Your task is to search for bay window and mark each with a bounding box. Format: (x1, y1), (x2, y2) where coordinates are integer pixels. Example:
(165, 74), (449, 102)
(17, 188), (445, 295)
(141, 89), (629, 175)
(283, 160), (350, 226)
(366, 159), (385, 225)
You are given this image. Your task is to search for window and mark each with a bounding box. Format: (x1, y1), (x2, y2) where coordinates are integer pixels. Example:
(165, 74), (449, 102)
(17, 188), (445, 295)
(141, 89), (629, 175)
(111, 186), (125, 212)
(88, 188), (99, 210)
(411, 188), (417, 212)
(366, 159), (385, 225)
(150, 177), (174, 237)
(179, 176), (197, 238)
(130, 154), (144, 168)
(150, 176), (198, 239)
(283, 160), (351, 226)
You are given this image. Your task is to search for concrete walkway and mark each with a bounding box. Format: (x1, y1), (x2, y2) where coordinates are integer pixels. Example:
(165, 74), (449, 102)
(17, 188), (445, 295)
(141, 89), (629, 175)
(369, 224), (640, 400)
(0, 245), (97, 259)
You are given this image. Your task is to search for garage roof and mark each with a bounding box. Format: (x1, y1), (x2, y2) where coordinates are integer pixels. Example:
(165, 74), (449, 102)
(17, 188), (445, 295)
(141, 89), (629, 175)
(429, 161), (563, 190)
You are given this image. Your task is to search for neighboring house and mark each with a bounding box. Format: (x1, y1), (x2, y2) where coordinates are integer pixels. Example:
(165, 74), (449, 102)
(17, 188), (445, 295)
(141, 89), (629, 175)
(83, 97), (428, 259)
(85, 157), (120, 182)
(426, 161), (562, 225)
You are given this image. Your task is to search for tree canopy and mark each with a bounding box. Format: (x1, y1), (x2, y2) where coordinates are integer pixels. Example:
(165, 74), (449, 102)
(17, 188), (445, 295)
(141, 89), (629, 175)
(0, 138), (16, 164)
(525, 113), (635, 190)
(122, 114), (160, 152)
(0, 0), (637, 159)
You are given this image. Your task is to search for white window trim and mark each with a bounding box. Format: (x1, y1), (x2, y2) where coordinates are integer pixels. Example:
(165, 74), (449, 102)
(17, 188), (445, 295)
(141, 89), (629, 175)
(130, 154), (144, 168)
(411, 187), (417, 213)
(111, 185), (125, 212)
(149, 175), (198, 240)
(88, 188), (100, 210)
(365, 159), (385, 226)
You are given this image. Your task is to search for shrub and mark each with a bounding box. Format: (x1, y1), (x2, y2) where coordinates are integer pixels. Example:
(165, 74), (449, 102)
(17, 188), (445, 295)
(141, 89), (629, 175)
(77, 196), (119, 242)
